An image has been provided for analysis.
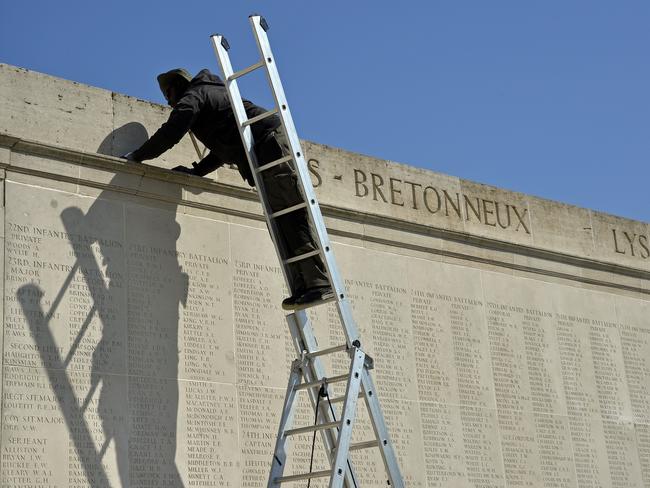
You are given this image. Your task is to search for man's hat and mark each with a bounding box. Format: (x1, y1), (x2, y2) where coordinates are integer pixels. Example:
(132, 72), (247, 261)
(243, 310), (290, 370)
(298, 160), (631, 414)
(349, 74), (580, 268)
(157, 68), (193, 91)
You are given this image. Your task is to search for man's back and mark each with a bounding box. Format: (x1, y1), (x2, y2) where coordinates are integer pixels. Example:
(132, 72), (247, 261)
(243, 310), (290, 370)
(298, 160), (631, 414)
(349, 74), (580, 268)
(184, 70), (279, 161)
(131, 69), (279, 169)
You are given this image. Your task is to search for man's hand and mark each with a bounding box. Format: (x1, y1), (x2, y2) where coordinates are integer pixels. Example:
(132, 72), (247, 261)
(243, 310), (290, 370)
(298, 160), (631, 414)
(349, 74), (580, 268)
(122, 151), (140, 162)
(172, 165), (196, 175)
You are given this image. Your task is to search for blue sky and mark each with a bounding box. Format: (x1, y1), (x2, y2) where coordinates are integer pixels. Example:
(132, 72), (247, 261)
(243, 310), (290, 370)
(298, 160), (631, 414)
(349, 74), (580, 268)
(1, 1), (648, 222)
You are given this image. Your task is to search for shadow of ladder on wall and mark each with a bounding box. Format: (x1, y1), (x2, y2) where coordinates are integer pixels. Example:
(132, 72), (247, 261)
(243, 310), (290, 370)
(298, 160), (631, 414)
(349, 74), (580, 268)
(18, 208), (117, 488)
(210, 15), (405, 488)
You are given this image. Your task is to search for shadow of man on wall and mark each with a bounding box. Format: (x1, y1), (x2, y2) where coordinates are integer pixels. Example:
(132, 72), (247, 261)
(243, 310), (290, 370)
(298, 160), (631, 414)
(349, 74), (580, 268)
(18, 123), (189, 488)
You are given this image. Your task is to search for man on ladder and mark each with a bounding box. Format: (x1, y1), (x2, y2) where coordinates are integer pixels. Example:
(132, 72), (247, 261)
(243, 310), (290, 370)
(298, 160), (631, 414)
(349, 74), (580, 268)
(125, 15), (404, 487)
(123, 67), (333, 310)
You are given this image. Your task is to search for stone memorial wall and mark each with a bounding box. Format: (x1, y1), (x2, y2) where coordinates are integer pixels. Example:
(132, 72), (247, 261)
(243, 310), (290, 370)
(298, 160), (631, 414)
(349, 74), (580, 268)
(0, 63), (648, 487)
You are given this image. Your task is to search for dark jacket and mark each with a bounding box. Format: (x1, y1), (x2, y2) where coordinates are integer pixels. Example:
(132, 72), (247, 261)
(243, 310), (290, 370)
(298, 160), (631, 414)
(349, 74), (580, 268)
(132, 69), (280, 184)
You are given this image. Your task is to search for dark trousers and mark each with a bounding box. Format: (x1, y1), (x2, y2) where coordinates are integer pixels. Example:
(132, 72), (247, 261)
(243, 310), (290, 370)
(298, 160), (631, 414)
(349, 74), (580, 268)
(254, 127), (330, 294)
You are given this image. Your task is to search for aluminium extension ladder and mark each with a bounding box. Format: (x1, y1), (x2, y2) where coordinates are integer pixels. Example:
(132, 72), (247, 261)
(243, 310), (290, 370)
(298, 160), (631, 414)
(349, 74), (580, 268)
(210, 15), (405, 488)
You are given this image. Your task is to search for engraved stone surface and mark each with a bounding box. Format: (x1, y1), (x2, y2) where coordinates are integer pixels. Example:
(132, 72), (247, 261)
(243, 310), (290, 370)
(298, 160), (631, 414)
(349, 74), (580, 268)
(0, 65), (113, 154)
(1, 64), (649, 488)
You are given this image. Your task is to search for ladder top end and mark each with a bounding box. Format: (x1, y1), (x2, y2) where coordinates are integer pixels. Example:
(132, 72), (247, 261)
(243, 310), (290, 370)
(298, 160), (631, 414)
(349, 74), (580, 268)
(210, 35), (230, 51)
(249, 13), (269, 31)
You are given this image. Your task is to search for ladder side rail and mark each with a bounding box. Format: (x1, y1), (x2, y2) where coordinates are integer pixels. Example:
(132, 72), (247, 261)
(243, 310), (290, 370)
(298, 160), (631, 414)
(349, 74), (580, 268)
(267, 361), (303, 487)
(286, 313), (358, 488)
(360, 370), (405, 488)
(210, 34), (294, 292)
(328, 348), (365, 488)
(249, 14), (338, 275)
(248, 16), (362, 346)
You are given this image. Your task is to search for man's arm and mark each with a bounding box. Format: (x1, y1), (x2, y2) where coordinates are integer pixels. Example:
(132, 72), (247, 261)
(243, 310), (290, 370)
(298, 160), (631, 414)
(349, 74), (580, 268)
(192, 151), (226, 176)
(131, 92), (202, 162)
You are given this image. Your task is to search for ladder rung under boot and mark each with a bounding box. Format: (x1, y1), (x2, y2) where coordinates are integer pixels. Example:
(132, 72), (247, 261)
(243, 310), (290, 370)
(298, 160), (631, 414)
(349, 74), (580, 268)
(256, 155), (293, 173)
(350, 440), (380, 451)
(294, 373), (349, 391)
(284, 420), (341, 437)
(228, 60), (265, 81)
(274, 469), (330, 484)
(271, 202), (307, 219)
(293, 294), (337, 311)
(242, 108), (279, 127)
(304, 344), (348, 359)
(284, 249), (320, 265)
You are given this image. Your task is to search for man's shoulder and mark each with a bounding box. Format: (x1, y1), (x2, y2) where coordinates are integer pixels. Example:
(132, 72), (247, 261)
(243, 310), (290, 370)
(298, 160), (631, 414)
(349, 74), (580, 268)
(190, 69), (224, 87)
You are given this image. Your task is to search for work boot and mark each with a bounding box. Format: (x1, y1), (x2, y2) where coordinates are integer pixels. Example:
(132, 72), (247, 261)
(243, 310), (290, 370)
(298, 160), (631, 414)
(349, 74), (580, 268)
(295, 285), (334, 309)
(282, 293), (301, 311)
(282, 283), (306, 310)
(282, 285), (334, 311)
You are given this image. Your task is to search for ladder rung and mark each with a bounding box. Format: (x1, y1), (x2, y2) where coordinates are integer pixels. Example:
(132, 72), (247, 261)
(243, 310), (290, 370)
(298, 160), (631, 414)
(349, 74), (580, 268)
(274, 469), (331, 484)
(329, 392), (363, 404)
(329, 440), (379, 460)
(256, 154), (293, 173)
(295, 373), (349, 391)
(228, 60), (264, 81)
(305, 344), (348, 359)
(284, 249), (321, 265)
(285, 420), (341, 437)
(350, 440), (380, 451)
(271, 202), (307, 219)
(241, 108), (279, 127)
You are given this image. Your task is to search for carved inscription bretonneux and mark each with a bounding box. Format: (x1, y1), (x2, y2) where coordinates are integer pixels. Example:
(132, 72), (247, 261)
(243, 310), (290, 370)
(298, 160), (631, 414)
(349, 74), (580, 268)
(351, 168), (531, 234)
